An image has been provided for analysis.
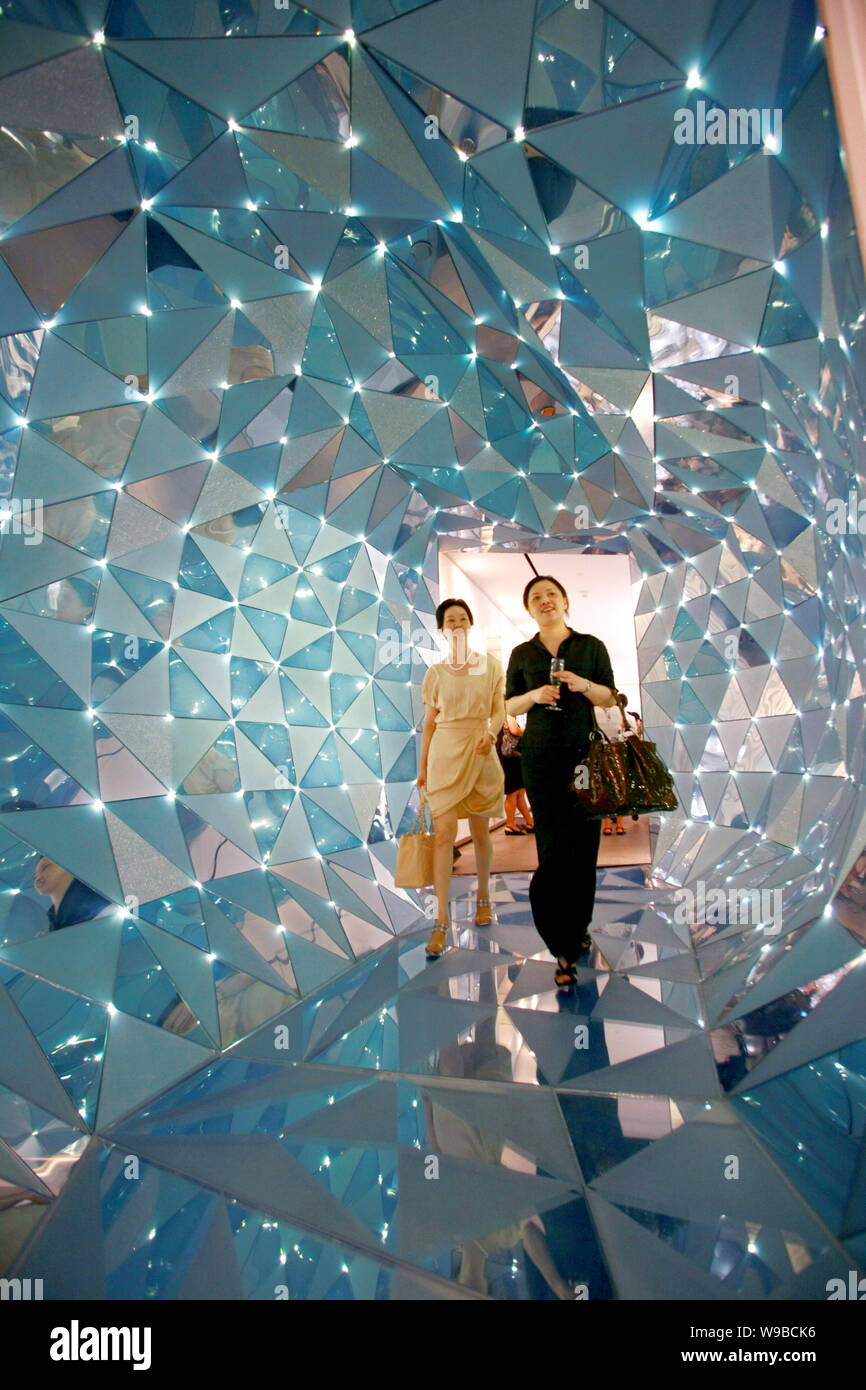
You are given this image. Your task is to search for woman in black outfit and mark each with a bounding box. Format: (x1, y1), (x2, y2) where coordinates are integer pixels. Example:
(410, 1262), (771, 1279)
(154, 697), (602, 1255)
(505, 575), (618, 989)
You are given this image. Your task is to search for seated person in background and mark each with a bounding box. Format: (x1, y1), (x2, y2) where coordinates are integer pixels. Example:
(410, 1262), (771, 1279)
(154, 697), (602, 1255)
(33, 856), (112, 930)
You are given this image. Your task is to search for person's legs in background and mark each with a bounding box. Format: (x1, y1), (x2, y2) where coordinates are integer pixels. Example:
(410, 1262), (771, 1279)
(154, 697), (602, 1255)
(504, 790), (522, 832)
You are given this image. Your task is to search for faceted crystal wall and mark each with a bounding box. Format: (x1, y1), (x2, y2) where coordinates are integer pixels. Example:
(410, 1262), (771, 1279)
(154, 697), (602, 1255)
(1, 0), (866, 1298)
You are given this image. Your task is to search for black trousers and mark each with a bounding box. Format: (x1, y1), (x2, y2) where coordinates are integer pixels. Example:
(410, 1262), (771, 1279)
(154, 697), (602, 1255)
(521, 750), (602, 961)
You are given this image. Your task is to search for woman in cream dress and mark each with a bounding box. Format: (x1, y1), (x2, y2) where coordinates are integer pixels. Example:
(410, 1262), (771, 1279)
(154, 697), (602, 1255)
(417, 599), (505, 959)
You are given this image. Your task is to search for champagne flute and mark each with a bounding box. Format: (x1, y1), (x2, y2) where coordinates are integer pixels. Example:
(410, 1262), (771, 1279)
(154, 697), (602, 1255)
(549, 658), (565, 711)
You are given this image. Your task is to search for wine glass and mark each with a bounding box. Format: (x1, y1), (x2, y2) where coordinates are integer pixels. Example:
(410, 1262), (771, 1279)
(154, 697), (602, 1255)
(549, 658), (565, 711)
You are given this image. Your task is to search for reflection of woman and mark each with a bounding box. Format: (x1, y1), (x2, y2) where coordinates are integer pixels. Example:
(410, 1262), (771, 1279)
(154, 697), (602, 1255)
(33, 856), (112, 931)
(422, 1039), (575, 1299)
(417, 600), (505, 960)
(505, 576), (617, 989)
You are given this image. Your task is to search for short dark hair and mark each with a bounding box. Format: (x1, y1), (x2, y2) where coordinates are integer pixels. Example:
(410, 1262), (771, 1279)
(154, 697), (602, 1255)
(522, 574), (569, 611)
(436, 598), (473, 629)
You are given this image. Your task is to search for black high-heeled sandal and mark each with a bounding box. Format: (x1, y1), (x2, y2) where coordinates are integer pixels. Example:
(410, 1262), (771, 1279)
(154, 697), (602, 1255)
(554, 958), (577, 989)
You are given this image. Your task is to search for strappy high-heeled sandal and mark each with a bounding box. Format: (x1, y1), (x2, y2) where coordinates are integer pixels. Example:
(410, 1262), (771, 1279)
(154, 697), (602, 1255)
(554, 958), (577, 989)
(425, 923), (449, 960)
(474, 898), (494, 926)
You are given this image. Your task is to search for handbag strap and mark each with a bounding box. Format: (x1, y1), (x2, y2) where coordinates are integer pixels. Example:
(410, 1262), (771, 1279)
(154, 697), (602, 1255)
(589, 691), (630, 741)
(412, 790), (432, 833)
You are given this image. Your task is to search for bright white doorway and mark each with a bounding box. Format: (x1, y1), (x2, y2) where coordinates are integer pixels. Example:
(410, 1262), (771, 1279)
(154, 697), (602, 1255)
(436, 549), (649, 870)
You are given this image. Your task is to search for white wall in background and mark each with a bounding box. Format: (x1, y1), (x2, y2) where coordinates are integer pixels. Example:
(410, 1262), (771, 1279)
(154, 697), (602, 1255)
(441, 550), (642, 713)
(435, 550), (641, 847)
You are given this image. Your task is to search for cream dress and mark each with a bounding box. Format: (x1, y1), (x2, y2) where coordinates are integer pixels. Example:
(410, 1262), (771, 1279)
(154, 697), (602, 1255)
(422, 654), (505, 819)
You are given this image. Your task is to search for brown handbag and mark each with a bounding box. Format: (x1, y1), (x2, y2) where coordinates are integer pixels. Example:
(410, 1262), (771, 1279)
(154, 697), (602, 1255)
(573, 699), (678, 817)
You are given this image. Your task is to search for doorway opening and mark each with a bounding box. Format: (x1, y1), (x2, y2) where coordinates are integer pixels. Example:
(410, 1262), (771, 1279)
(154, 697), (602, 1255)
(435, 544), (649, 873)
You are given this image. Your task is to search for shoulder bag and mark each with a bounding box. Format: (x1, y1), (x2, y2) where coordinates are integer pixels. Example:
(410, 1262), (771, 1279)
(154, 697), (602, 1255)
(395, 791), (436, 887)
(573, 697), (678, 817)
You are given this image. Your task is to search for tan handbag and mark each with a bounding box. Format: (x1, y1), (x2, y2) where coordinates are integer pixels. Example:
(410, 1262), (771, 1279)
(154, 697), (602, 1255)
(395, 792), (436, 887)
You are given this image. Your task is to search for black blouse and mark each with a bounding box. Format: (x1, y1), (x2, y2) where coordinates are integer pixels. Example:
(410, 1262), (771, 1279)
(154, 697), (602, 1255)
(505, 629), (616, 756)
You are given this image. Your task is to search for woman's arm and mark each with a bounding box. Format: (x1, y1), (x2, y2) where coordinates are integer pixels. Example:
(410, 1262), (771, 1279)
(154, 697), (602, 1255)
(556, 674), (618, 707)
(506, 687), (558, 716)
(489, 660), (505, 737)
(505, 644), (561, 717)
(417, 704), (437, 786)
(474, 660), (505, 755)
(557, 637), (619, 707)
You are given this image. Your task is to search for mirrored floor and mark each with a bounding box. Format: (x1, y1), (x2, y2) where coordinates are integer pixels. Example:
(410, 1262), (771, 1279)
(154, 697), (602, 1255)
(6, 866), (858, 1299)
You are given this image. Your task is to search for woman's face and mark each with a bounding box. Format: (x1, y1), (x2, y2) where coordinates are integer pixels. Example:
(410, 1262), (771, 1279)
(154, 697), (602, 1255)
(526, 581), (567, 624)
(441, 605), (471, 636)
(441, 605), (471, 663)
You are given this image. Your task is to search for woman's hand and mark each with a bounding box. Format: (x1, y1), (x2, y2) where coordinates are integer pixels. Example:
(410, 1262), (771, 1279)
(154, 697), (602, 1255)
(532, 684), (560, 706)
(417, 767), (426, 788)
(474, 732), (495, 755)
(557, 671), (586, 694)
